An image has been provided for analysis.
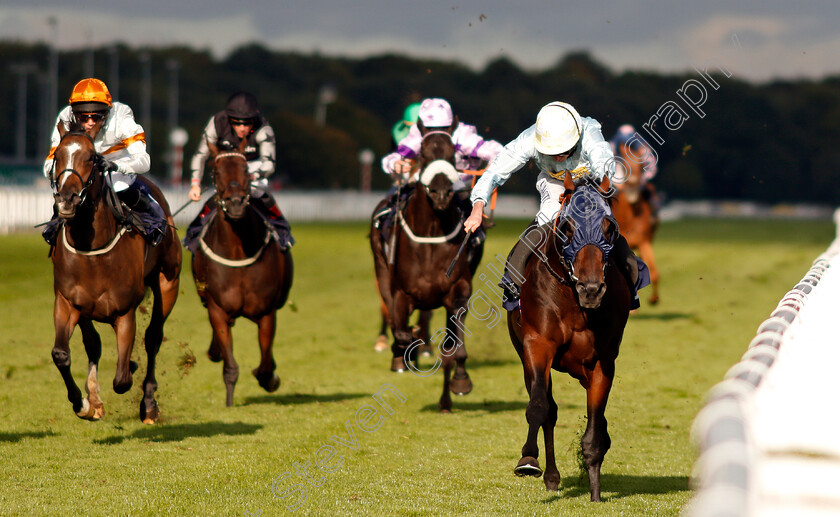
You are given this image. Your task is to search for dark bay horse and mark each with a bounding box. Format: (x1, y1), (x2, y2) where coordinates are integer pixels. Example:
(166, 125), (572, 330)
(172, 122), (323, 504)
(49, 126), (181, 423)
(370, 121), (482, 411)
(508, 173), (631, 501)
(610, 142), (659, 304)
(189, 139), (293, 407)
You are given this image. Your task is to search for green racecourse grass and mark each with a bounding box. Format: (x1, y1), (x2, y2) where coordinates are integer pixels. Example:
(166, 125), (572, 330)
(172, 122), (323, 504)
(0, 218), (833, 517)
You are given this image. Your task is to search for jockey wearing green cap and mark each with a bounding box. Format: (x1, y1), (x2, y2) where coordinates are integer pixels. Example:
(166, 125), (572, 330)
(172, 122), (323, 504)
(391, 103), (421, 144)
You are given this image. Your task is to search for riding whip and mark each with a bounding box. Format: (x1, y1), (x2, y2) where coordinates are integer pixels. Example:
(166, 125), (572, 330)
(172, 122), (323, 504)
(445, 230), (472, 278)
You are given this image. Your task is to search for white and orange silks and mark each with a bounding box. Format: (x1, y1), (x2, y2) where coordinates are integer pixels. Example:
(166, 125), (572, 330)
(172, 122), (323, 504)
(43, 102), (149, 192)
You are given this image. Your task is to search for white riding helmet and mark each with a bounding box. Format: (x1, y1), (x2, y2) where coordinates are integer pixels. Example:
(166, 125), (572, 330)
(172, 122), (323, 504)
(418, 98), (453, 127)
(534, 101), (582, 155)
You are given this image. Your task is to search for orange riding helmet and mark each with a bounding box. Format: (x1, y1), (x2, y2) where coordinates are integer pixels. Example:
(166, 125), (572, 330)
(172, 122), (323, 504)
(68, 78), (112, 113)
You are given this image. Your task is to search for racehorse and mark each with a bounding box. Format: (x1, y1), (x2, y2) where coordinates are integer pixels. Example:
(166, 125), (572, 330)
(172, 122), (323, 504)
(49, 125), (181, 423)
(507, 173), (631, 501)
(189, 138), (293, 407)
(609, 142), (659, 304)
(370, 120), (482, 411)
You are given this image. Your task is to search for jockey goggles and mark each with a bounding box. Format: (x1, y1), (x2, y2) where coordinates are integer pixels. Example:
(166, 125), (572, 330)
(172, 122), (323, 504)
(75, 112), (106, 123)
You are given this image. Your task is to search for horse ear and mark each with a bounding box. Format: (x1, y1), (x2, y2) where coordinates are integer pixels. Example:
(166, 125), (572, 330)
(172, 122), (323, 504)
(57, 121), (67, 139)
(563, 170), (575, 192)
(207, 141), (219, 159)
(417, 119), (427, 136)
(448, 115), (459, 134)
(237, 136), (248, 153)
(598, 174), (615, 198)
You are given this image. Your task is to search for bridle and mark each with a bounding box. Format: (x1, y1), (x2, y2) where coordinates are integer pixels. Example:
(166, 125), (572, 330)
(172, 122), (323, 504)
(212, 151), (251, 215)
(49, 131), (100, 207)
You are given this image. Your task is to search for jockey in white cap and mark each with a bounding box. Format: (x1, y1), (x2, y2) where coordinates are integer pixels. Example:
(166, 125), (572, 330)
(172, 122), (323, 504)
(464, 101), (648, 310)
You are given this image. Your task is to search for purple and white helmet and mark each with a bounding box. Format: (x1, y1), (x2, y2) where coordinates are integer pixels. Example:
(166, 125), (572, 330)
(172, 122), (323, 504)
(418, 98), (453, 128)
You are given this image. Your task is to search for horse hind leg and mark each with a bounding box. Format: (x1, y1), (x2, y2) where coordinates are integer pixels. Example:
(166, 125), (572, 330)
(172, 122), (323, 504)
(252, 313), (280, 392)
(79, 318), (105, 420)
(414, 310), (434, 357)
(541, 378), (561, 491)
(374, 297), (389, 353)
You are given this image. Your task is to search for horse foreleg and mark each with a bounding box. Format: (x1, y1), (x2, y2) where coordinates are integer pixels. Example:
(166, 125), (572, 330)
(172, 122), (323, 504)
(52, 294), (85, 417)
(581, 361), (614, 502)
(78, 318), (104, 420)
(446, 304), (471, 397)
(515, 335), (554, 479)
(111, 311), (137, 395)
(253, 312), (280, 392)
(541, 377), (560, 491)
(208, 300), (238, 407)
(637, 241), (659, 305)
(389, 292), (413, 373)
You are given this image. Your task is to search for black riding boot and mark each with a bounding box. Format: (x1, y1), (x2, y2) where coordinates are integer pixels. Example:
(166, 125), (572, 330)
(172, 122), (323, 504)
(117, 185), (167, 246)
(611, 234), (642, 310)
(42, 205), (61, 246)
(251, 190), (294, 250)
(498, 220), (553, 311)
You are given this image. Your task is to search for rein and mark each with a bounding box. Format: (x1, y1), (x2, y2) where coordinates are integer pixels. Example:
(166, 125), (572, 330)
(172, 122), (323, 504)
(197, 210), (272, 268)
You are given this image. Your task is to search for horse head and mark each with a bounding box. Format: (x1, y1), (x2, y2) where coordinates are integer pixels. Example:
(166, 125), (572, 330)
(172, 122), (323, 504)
(417, 117), (457, 170)
(51, 122), (103, 219)
(554, 175), (619, 309)
(210, 138), (251, 220)
(418, 160), (460, 212)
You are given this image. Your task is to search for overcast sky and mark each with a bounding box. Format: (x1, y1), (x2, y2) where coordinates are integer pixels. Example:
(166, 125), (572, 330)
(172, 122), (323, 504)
(2, 1), (839, 83)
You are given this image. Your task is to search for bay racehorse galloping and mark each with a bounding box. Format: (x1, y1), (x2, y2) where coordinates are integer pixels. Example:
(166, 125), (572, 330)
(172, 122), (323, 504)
(370, 123), (482, 412)
(610, 142), (659, 304)
(49, 126), (181, 423)
(508, 173), (631, 501)
(190, 139), (293, 407)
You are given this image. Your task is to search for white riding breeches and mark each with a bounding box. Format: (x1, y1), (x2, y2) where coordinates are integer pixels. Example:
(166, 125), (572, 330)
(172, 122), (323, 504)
(105, 171), (136, 192)
(535, 171), (566, 225)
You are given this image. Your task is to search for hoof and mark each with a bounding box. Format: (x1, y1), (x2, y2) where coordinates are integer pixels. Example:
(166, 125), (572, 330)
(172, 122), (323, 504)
(253, 368), (281, 392)
(391, 356), (407, 373)
(649, 295), (660, 305)
(373, 335), (388, 353)
(514, 457), (543, 478)
(75, 398), (103, 421)
(419, 344), (433, 357)
(450, 373), (473, 395)
(140, 400), (160, 424)
(207, 343), (222, 362)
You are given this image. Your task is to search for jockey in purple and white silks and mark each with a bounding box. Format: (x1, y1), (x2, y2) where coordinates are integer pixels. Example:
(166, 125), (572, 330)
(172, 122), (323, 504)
(381, 98), (503, 189)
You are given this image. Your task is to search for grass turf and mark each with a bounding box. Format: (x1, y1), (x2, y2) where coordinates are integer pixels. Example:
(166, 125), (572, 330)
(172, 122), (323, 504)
(0, 218), (833, 516)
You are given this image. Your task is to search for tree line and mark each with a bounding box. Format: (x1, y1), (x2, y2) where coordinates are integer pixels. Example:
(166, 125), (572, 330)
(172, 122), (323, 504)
(1, 41), (838, 203)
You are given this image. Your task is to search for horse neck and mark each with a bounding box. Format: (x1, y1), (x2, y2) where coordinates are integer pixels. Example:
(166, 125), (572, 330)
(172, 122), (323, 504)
(65, 189), (118, 249)
(405, 185), (460, 235)
(208, 206), (267, 257)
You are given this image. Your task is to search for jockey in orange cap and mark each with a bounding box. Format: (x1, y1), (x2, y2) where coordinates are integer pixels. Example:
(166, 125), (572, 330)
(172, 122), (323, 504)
(42, 78), (167, 246)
